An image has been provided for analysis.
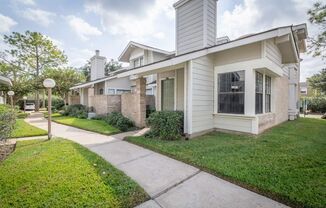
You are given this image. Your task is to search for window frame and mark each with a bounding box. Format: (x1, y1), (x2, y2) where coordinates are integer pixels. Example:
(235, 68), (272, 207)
(255, 72), (263, 114)
(265, 75), (272, 113)
(217, 70), (245, 114)
(160, 77), (176, 111)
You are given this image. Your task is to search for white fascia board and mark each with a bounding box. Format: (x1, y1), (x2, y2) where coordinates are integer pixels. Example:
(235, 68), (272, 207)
(70, 76), (117, 90)
(117, 27), (292, 78)
(0, 76), (12, 86)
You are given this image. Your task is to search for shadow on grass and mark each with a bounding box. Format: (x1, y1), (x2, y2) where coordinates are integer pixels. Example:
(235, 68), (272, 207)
(70, 140), (149, 208)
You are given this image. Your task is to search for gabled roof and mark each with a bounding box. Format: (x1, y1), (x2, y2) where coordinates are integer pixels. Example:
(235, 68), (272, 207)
(117, 24), (308, 78)
(0, 76), (12, 86)
(118, 41), (174, 62)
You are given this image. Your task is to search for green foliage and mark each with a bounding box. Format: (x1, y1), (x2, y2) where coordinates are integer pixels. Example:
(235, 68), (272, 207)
(308, 68), (326, 93)
(105, 112), (134, 132)
(146, 111), (184, 140)
(10, 119), (47, 138)
(307, 2), (326, 58)
(306, 96), (326, 112)
(105, 59), (122, 75)
(42, 67), (85, 100)
(128, 118), (326, 208)
(0, 139), (148, 207)
(62, 104), (88, 119)
(0, 104), (16, 141)
(1, 31), (68, 110)
(16, 112), (29, 119)
(45, 96), (65, 111)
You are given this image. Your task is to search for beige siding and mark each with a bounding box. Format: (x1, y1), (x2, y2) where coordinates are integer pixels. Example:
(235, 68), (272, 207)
(214, 42), (262, 66)
(214, 115), (255, 133)
(191, 55), (215, 133)
(106, 77), (131, 89)
(265, 39), (282, 67)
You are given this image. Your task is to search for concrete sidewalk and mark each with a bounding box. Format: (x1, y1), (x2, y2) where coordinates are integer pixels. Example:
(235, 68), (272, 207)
(26, 113), (288, 208)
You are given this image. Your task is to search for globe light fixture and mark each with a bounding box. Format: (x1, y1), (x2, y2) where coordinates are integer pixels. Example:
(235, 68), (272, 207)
(43, 78), (56, 140)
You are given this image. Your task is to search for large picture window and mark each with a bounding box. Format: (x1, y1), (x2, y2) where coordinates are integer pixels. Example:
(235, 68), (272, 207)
(218, 71), (245, 114)
(265, 76), (271, 112)
(255, 72), (263, 114)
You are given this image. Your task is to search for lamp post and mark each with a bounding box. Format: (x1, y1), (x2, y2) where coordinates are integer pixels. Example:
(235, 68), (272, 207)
(23, 96), (27, 113)
(7, 91), (14, 108)
(43, 78), (56, 140)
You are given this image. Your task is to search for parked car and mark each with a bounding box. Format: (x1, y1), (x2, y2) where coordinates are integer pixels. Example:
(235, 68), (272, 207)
(25, 103), (35, 111)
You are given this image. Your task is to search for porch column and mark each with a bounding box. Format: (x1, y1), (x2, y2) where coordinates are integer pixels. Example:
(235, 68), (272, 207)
(88, 87), (94, 107)
(135, 77), (146, 127)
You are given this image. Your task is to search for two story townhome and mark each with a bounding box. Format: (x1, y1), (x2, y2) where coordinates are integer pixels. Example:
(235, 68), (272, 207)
(115, 0), (307, 137)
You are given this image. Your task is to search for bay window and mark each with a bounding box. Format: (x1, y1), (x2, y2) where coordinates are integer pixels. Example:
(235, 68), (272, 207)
(218, 71), (245, 114)
(255, 72), (263, 114)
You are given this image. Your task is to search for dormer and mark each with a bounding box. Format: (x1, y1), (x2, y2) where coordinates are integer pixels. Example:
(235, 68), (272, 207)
(90, 50), (106, 81)
(118, 41), (173, 68)
(174, 0), (217, 55)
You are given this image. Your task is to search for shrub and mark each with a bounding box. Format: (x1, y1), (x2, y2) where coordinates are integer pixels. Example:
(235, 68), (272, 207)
(146, 111), (184, 140)
(17, 112), (29, 119)
(46, 97), (65, 111)
(62, 104), (88, 119)
(0, 104), (16, 141)
(105, 112), (134, 131)
(307, 96), (326, 113)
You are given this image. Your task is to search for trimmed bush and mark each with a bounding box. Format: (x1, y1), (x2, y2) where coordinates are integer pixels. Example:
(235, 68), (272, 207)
(17, 112), (29, 119)
(0, 104), (16, 141)
(62, 104), (88, 119)
(105, 112), (134, 131)
(146, 111), (184, 140)
(307, 96), (326, 113)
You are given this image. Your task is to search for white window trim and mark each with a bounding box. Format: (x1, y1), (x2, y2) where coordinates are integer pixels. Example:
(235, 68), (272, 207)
(131, 56), (144, 68)
(159, 76), (176, 111)
(254, 70), (273, 114)
(214, 69), (246, 115)
(107, 88), (131, 95)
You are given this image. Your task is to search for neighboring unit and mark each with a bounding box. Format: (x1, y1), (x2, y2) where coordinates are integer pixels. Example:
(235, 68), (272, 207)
(0, 76), (12, 104)
(115, 0), (307, 136)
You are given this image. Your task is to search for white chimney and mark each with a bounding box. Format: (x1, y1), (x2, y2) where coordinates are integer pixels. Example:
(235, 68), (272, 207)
(90, 50), (106, 81)
(174, 0), (217, 55)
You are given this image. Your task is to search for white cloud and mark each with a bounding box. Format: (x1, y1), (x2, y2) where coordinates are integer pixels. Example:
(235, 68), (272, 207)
(45, 36), (64, 50)
(66, 15), (102, 41)
(217, 0), (323, 81)
(66, 48), (94, 67)
(84, 0), (175, 40)
(22, 8), (56, 27)
(0, 14), (17, 33)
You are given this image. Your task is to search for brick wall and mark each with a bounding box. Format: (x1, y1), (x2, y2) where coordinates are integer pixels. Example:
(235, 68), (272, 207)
(68, 95), (80, 105)
(90, 95), (121, 115)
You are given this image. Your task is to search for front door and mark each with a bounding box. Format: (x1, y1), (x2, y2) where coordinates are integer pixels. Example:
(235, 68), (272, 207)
(161, 79), (175, 111)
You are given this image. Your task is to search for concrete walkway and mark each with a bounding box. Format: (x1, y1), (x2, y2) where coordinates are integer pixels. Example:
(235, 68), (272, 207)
(25, 113), (288, 208)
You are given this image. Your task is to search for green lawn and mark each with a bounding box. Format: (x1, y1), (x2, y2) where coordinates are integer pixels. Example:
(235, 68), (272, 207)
(127, 118), (326, 208)
(0, 139), (148, 207)
(52, 116), (120, 135)
(10, 119), (47, 138)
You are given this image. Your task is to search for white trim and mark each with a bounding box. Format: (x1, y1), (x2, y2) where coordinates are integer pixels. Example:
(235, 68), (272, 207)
(70, 76), (117, 90)
(187, 60), (193, 134)
(174, 69), (177, 110)
(117, 27), (294, 78)
(183, 62), (188, 133)
(214, 67), (218, 114)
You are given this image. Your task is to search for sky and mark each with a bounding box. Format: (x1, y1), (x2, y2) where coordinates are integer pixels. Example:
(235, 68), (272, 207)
(0, 0), (324, 81)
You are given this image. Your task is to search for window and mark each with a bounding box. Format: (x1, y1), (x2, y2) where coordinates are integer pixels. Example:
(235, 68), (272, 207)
(133, 59), (140, 67)
(116, 89), (131, 94)
(161, 79), (175, 111)
(255, 72), (263, 114)
(218, 71), (245, 114)
(265, 76), (271, 112)
(99, 88), (104, 95)
(140, 57), (144, 66)
(108, 88), (115, 95)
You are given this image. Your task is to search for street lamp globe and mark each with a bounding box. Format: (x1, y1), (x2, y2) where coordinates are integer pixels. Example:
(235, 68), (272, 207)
(23, 96), (27, 100)
(43, 78), (56, 88)
(7, 91), (14, 96)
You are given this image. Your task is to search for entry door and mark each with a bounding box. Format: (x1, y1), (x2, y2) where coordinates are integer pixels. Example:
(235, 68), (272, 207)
(161, 79), (175, 111)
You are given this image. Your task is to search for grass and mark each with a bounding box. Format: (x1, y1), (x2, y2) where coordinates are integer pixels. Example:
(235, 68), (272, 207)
(10, 119), (47, 138)
(127, 118), (326, 208)
(52, 116), (120, 135)
(0, 138), (148, 207)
